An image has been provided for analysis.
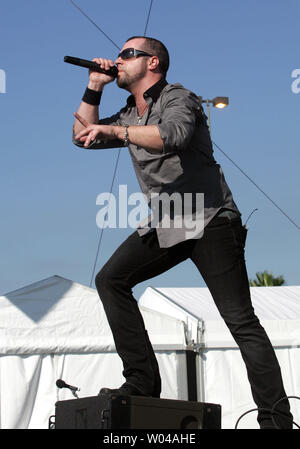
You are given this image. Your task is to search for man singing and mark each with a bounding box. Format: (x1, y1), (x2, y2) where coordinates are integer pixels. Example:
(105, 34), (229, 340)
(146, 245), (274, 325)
(73, 36), (292, 429)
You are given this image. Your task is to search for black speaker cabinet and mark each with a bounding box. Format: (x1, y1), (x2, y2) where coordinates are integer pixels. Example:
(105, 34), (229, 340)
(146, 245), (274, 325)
(50, 395), (221, 429)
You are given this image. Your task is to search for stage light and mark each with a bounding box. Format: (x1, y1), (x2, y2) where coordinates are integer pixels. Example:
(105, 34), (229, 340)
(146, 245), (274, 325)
(198, 96), (229, 131)
(212, 97), (229, 109)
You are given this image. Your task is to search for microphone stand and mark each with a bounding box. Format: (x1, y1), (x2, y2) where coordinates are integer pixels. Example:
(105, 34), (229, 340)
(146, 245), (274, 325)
(72, 390), (80, 399)
(56, 379), (81, 399)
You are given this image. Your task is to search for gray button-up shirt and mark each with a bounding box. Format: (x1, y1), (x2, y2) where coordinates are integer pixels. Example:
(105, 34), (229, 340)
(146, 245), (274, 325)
(73, 78), (240, 247)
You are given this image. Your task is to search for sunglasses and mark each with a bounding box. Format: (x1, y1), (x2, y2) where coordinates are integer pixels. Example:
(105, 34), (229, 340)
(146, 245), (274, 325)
(117, 48), (153, 60)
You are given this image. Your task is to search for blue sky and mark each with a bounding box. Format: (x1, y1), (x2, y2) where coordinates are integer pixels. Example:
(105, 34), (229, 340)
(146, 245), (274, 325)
(0, 0), (299, 299)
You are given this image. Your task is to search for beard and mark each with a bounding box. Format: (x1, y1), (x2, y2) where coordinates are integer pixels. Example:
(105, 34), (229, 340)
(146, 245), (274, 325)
(116, 60), (148, 90)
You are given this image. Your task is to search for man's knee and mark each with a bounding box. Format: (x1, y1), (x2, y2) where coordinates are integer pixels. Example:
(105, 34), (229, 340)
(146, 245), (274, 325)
(95, 266), (110, 294)
(95, 265), (127, 298)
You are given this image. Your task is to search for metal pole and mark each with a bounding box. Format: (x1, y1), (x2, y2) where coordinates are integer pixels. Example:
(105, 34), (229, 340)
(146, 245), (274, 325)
(205, 99), (211, 133)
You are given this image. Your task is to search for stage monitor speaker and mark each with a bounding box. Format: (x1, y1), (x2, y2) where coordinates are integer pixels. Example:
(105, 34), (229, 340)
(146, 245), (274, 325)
(50, 395), (221, 429)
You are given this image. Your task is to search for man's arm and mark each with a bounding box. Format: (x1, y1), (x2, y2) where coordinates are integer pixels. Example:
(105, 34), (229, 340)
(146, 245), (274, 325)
(73, 85), (100, 135)
(74, 86), (200, 153)
(74, 120), (163, 152)
(124, 125), (163, 151)
(73, 58), (115, 136)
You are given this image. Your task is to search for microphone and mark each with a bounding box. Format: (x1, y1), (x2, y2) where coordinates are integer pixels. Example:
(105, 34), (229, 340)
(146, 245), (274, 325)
(64, 56), (118, 78)
(56, 379), (80, 393)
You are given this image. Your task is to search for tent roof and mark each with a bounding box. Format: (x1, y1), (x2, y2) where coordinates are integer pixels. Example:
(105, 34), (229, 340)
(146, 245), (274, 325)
(0, 276), (187, 355)
(141, 286), (300, 320)
(139, 286), (300, 348)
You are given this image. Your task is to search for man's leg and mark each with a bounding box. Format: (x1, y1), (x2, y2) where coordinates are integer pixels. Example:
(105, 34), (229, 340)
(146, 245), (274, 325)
(95, 230), (192, 396)
(190, 216), (293, 428)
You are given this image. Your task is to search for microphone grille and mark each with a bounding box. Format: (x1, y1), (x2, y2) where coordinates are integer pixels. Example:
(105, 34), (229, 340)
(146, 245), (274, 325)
(56, 379), (66, 388)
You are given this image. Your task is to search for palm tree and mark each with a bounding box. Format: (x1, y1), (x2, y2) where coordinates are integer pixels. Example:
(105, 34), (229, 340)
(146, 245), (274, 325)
(249, 271), (285, 287)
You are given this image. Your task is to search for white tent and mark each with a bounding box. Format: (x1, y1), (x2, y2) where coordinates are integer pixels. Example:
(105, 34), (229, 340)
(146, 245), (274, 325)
(139, 286), (300, 429)
(0, 276), (194, 429)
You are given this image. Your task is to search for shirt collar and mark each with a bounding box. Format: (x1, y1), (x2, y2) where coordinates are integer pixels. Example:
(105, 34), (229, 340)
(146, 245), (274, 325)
(127, 77), (168, 106)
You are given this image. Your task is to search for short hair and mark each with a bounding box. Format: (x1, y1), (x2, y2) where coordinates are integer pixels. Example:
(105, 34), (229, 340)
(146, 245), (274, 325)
(126, 36), (169, 76)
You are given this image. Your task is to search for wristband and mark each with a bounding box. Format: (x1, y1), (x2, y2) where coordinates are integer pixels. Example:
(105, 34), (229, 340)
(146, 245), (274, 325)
(82, 87), (102, 105)
(123, 125), (130, 146)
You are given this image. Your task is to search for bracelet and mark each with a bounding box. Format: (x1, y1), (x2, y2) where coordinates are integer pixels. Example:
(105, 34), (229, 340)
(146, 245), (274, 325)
(123, 125), (130, 146)
(82, 87), (102, 105)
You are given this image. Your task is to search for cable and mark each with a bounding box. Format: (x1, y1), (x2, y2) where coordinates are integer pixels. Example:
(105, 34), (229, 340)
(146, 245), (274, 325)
(212, 140), (300, 231)
(271, 395), (300, 429)
(234, 407), (273, 429)
(69, 0), (121, 50)
(234, 395), (300, 429)
(244, 208), (258, 228)
(144, 0), (154, 36)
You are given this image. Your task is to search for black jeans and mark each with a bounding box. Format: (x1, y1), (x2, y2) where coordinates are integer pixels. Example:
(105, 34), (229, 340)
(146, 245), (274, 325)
(95, 216), (293, 428)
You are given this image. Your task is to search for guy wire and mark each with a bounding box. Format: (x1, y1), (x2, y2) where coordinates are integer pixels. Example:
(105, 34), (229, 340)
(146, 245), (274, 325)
(144, 0), (154, 36)
(89, 149), (122, 287)
(212, 140), (300, 230)
(69, 0), (121, 50)
(75, 0), (155, 287)
(68, 0), (298, 288)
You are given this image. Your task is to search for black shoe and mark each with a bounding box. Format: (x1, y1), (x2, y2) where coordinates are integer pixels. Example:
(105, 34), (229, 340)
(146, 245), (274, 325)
(99, 382), (152, 397)
(259, 419), (278, 429)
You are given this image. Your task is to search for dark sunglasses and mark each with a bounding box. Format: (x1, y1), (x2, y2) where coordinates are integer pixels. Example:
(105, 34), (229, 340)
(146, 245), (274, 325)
(117, 48), (153, 60)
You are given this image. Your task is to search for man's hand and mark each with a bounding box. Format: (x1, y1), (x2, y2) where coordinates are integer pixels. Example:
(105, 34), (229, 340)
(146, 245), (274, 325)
(74, 112), (120, 147)
(73, 57), (116, 136)
(88, 57), (115, 91)
(74, 112), (163, 152)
